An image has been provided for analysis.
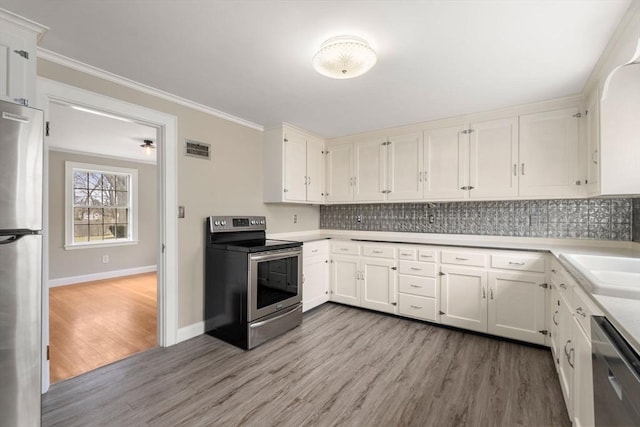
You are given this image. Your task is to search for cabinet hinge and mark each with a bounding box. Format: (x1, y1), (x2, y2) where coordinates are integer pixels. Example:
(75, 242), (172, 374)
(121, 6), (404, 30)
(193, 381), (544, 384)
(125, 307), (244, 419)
(439, 310), (446, 315)
(13, 49), (29, 59)
(539, 283), (548, 289)
(460, 129), (475, 134)
(572, 112), (582, 118)
(391, 302), (397, 306)
(45, 121), (50, 137)
(538, 330), (549, 336)
(46, 345), (50, 360)
(575, 180), (582, 186)
(283, 188), (288, 193)
(162, 244), (166, 253)
(438, 271), (445, 276)
(391, 266), (397, 270)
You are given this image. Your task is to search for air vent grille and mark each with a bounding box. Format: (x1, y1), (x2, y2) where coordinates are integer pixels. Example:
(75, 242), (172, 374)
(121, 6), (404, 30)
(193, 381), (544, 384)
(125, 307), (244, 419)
(185, 140), (211, 160)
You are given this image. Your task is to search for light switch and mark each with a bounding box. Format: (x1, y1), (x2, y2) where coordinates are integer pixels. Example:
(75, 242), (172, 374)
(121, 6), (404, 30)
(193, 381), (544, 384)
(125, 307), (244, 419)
(178, 206), (185, 218)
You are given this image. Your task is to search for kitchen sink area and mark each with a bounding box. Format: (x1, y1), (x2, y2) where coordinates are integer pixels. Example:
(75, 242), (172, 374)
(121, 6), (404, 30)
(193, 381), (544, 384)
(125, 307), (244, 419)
(562, 254), (640, 300)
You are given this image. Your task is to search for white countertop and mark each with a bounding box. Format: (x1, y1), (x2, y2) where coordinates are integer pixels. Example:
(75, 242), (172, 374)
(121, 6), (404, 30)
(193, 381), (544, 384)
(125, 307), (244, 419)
(270, 229), (640, 353)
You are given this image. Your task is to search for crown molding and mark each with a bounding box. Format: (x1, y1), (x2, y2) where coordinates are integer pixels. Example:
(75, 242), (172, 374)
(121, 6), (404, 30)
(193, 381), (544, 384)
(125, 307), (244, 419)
(37, 48), (264, 131)
(0, 8), (48, 40)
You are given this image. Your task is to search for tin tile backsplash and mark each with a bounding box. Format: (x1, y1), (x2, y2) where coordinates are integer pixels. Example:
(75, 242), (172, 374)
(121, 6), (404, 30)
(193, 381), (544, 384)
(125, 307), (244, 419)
(320, 198), (637, 241)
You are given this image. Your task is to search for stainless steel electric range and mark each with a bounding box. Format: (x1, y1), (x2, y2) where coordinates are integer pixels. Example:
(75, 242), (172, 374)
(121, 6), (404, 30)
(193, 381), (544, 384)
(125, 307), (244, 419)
(204, 216), (303, 349)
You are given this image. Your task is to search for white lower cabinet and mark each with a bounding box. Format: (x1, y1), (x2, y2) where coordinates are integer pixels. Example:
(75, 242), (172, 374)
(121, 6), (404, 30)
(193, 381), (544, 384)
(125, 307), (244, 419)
(330, 254), (360, 306)
(440, 265), (488, 333)
(302, 241), (330, 312)
(361, 258), (397, 314)
(487, 271), (546, 344)
(397, 252), (438, 321)
(572, 313), (594, 427)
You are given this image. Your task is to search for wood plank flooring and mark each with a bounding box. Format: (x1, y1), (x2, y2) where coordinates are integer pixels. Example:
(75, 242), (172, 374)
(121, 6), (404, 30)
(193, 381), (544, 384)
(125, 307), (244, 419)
(42, 303), (569, 427)
(48, 273), (157, 383)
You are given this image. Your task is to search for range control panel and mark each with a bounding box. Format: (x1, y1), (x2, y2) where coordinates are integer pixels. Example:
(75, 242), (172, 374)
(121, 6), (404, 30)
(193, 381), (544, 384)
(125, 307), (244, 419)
(208, 216), (266, 233)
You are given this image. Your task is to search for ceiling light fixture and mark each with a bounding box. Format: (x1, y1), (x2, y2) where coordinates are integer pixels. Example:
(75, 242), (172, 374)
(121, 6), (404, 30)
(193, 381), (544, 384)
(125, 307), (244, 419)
(312, 35), (377, 79)
(141, 139), (155, 156)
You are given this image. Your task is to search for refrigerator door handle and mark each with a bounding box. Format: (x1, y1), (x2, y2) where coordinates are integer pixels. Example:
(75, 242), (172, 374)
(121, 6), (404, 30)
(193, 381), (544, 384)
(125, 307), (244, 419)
(0, 235), (24, 245)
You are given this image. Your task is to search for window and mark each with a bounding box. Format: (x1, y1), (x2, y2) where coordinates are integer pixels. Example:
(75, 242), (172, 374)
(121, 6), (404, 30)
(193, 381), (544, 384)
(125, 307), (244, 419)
(65, 162), (138, 249)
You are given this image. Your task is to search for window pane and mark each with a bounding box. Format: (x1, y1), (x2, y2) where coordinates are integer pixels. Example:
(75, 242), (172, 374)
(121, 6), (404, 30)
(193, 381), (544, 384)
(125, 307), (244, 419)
(102, 190), (116, 206)
(74, 224), (89, 242)
(74, 189), (89, 205)
(89, 225), (104, 241)
(103, 208), (116, 224)
(102, 174), (116, 191)
(114, 224), (128, 239)
(88, 173), (102, 189)
(74, 172), (88, 190)
(89, 190), (103, 206)
(115, 175), (128, 191)
(103, 225), (116, 240)
(116, 208), (128, 223)
(74, 208), (88, 224)
(88, 208), (103, 224)
(116, 191), (129, 207)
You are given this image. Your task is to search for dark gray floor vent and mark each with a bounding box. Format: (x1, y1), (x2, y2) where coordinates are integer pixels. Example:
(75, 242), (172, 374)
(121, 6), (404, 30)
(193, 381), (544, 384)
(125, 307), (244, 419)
(185, 140), (211, 160)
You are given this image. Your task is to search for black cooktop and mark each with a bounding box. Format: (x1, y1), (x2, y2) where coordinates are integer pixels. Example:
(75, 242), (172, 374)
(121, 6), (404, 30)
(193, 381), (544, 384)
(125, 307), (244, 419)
(211, 238), (302, 253)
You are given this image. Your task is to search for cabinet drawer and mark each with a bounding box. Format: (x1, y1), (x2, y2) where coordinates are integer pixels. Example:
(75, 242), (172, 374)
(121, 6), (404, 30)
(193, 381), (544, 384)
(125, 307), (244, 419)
(441, 251), (487, 267)
(331, 242), (360, 256)
(399, 261), (437, 277)
(362, 245), (395, 259)
(491, 253), (545, 273)
(398, 294), (436, 321)
(304, 241), (329, 258)
(573, 286), (602, 335)
(398, 247), (417, 261)
(399, 275), (435, 297)
(418, 249), (437, 262)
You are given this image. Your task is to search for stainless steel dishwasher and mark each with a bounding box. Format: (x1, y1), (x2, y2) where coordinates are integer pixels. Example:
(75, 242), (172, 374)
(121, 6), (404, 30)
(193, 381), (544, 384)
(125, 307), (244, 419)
(591, 316), (640, 426)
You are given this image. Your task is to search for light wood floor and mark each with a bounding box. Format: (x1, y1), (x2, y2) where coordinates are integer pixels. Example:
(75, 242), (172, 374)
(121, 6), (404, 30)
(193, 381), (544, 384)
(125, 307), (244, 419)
(49, 273), (157, 383)
(42, 303), (569, 427)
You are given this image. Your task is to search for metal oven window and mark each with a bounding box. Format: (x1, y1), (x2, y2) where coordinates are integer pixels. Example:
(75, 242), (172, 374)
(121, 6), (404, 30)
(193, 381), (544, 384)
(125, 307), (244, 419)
(256, 256), (299, 309)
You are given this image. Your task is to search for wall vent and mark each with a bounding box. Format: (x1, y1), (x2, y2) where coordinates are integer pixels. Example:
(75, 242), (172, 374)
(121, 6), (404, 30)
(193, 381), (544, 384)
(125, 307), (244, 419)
(185, 140), (211, 160)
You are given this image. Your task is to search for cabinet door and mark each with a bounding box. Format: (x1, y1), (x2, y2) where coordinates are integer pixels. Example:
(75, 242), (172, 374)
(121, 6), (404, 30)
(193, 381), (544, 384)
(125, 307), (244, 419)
(283, 130), (308, 202)
(387, 133), (423, 200)
(583, 89), (600, 196)
(330, 255), (360, 306)
(325, 144), (353, 202)
(306, 136), (325, 202)
(0, 30), (34, 105)
(557, 292), (574, 419)
(572, 318), (594, 427)
(303, 256), (329, 312)
(440, 266), (487, 333)
(487, 271), (546, 344)
(423, 125), (469, 199)
(519, 108), (580, 197)
(550, 285), (561, 368)
(354, 139), (386, 201)
(469, 118), (519, 199)
(361, 258), (397, 314)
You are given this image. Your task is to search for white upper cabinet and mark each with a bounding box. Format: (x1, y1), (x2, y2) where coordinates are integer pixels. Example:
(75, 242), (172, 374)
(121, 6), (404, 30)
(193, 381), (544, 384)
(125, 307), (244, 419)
(354, 139), (386, 201)
(468, 117), (519, 198)
(582, 88), (601, 197)
(263, 125), (325, 203)
(423, 125), (469, 200)
(0, 10), (47, 107)
(518, 107), (580, 197)
(325, 143), (354, 202)
(387, 133), (423, 200)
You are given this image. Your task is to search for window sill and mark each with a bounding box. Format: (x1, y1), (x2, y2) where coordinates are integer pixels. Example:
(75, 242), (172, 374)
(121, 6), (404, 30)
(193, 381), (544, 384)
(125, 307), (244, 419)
(64, 240), (139, 251)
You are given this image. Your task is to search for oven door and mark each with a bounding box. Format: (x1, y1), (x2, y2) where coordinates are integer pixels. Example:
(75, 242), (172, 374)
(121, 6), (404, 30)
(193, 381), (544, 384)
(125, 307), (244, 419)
(248, 247), (302, 322)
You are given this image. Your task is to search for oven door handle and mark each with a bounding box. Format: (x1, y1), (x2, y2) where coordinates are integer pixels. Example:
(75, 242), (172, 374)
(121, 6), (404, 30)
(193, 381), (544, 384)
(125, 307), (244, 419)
(250, 304), (300, 328)
(250, 249), (301, 262)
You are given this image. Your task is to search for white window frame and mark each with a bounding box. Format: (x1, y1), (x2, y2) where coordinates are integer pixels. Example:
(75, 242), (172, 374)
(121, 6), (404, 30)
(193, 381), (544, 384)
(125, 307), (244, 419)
(64, 161), (139, 249)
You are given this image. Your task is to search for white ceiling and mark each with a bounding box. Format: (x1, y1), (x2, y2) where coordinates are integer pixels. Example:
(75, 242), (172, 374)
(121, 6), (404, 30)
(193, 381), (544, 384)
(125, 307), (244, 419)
(1, 0), (632, 138)
(49, 102), (158, 164)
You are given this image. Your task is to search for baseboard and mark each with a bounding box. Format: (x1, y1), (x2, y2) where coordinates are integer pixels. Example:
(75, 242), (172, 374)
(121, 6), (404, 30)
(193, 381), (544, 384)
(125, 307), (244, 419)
(177, 321), (205, 343)
(48, 265), (157, 287)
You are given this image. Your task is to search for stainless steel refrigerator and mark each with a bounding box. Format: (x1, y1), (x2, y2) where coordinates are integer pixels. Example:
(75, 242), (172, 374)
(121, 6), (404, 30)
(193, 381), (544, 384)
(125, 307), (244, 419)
(0, 99), (43, 427)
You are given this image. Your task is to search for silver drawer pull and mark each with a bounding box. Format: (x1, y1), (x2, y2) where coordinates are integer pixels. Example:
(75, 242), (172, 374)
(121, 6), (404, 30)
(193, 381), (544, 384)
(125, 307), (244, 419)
(508, 261), (525, 265)
(340, 248), (349, 251)
(373, 250), (383, 254)
(455, 257), (469, 261)
(410, 267), (422, 271)
(401, 252), (412, 256)
(420, 254), (433, 258)
(410, 305), (422, 309)
(559, 283), (567, 289)
(311, 249), (318, 253)
(410, 284), (422, 288)
(575, 307), (587, 318)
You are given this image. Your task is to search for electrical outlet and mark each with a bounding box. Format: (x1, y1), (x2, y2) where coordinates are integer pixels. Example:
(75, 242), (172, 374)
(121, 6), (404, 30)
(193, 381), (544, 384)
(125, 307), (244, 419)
(178, 206), (185, 218)
(428, 215), (435, 224)
(293, 214), (298, 224)
(102, 255), (109, 264)
(356, 215), (362, 223)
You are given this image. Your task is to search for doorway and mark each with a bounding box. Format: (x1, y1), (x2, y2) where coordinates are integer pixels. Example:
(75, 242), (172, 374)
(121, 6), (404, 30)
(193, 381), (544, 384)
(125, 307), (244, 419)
(37, 78), (178, 392)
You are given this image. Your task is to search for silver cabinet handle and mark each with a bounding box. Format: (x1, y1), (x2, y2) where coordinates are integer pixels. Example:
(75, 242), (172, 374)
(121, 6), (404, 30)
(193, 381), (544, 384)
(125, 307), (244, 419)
(553, 310), (558, 326)
(410, 305), (422, 309)
(308, 176), (311, 186)
(410, 267), (422, 271)
(410, 284), (422, 288)
(482, 287), (486, 299)
(311, 249), (318, 253)
(575, 307), (587, 318)
(455, 257), (469, 261)
(559, 283), (567, 289)
(400, 252), (412, 256)
(418, 171), (423, 182)
(564, 340), (572, 357)
(340, 248), (349, 251)
(508, 261), (525, 265)
(490, 288), (494, 300)
(420, 254), (433, 259)
(551, 268), (557, 274)
(568, 348), (574, 369)
(513, 164), (517, 176)
(373, 250), (383, 254)
(521, 163), (525, 175)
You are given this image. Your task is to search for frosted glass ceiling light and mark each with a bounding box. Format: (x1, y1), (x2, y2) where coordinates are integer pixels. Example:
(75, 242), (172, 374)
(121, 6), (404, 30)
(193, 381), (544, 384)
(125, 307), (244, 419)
(313, 35), (377, 79)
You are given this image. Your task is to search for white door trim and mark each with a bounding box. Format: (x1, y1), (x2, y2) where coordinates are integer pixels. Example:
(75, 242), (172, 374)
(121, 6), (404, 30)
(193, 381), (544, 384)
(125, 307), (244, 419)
(35, 77), (178, 393)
